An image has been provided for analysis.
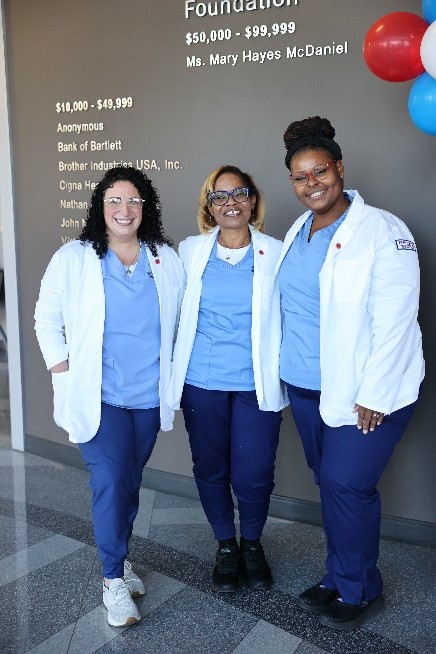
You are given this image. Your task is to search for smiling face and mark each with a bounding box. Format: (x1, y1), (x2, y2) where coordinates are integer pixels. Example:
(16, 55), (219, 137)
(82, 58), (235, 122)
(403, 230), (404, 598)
(103, 180), (143, 244)
(290, 149), (347, 220)
(208, 172), (256, 232)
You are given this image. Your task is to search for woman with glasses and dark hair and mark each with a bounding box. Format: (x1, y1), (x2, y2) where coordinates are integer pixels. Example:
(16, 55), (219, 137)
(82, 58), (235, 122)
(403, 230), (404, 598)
(167, 164), (287, 593)
(35, 165), (184, 628)
(275, 116), (424, 630)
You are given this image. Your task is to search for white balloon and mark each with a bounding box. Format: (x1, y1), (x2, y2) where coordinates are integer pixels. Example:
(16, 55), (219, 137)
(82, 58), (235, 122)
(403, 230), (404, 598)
(421, 21), (436, 79)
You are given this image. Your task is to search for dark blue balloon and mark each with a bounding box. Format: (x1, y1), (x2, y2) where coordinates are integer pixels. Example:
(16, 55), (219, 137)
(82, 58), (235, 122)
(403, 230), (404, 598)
(408, 72), (436, 135)
(423, 0), (436, 23)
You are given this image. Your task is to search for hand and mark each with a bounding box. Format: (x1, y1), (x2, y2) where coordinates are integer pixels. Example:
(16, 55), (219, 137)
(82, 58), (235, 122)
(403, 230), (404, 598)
(50, 360), (69, 373)
(352, 404), (384, 435)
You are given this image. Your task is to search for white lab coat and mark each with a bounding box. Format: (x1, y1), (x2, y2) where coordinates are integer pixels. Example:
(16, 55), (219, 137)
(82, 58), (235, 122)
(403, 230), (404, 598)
(167, 225), (288, 412)
(275, 190), (424, 427)
(35, 239), (185, 443)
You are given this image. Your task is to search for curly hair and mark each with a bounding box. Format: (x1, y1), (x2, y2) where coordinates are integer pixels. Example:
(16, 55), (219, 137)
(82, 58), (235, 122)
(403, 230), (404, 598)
(283, 116), (342, 169)
(79, 165), (172, 257)
(197, 165), (265, 234)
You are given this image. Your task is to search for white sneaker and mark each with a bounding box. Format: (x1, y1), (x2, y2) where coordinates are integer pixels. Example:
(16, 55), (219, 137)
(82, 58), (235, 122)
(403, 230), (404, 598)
(124, 560), (146, 598)
(103, 578), (141, 627)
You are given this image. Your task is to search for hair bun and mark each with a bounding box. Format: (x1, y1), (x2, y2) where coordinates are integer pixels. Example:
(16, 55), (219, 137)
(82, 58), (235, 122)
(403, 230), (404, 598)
(284, 116), (335, 149)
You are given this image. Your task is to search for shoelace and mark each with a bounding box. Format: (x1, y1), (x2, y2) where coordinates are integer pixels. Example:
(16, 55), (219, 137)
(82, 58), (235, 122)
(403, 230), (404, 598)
(337, 597), (368, 608)
(217, 548), (240, 573)
(108, 579), (131, 601)
(123, 561), (135, 584)
(243, 544), (268, 570)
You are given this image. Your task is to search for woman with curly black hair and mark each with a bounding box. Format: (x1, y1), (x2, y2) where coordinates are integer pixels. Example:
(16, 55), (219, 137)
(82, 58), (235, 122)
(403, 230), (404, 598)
(80, 164), (172, 258)
(275, 116), (424, 630)
(35, 165), (184, 628)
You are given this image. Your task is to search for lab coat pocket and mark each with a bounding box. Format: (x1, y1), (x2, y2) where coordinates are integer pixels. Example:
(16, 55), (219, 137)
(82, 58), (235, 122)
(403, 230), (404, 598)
(333, 260), (371, 303)
(51, 370), (70, 430)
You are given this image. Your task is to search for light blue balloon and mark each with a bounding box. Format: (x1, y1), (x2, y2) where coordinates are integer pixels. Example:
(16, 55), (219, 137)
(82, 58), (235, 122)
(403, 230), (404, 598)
(408, 72), (436, 135)
(423, 0), (436, 23)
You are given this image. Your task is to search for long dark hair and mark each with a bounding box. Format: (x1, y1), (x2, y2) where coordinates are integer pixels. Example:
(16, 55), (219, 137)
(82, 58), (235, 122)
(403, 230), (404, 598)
(79, 165), (172, 257)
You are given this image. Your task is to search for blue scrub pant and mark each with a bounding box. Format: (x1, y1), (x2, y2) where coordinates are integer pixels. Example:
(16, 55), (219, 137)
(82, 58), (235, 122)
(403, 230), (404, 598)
(286, 384), (416, 605)
(79, 402), (160, 578)
(181, 384), (282, 541)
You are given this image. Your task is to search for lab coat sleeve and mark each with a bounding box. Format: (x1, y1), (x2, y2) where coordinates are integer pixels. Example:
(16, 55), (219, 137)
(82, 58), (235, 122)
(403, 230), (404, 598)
(355, 223), (420, 413)
(34, 252), (70, 371)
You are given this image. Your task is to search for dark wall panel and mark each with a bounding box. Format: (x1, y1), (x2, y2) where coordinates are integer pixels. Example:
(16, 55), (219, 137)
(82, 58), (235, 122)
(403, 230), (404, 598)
(4, 0), (435, 523)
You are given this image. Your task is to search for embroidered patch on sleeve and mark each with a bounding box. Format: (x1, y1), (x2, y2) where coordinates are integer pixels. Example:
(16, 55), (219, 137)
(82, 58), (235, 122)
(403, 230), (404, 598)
(396, 239), (417, 252)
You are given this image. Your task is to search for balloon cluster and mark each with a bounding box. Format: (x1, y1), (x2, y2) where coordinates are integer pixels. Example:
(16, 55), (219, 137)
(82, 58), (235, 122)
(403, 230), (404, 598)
(363, 1), (436, 135)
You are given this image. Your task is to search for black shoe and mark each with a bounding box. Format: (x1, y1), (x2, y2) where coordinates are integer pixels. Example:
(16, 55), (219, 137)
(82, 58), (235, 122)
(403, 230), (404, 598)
(211, 539), (241, 593)
(240, 537), (273, 590)
(296, 583), (339, 614)
(319, 595), (384, 630)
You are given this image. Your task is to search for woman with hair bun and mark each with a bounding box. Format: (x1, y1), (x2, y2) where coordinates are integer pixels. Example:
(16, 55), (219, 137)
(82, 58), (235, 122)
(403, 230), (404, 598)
(275, 117), (424, 629)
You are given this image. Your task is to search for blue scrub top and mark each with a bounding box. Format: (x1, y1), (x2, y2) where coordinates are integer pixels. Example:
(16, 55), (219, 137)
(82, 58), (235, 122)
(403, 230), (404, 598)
(186, 241), (255, 391)
(279, 204), (349, 390)
(101, 245), (161, 409)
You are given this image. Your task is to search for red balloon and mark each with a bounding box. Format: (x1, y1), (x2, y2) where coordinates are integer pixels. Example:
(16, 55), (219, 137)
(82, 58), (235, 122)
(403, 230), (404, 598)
(363, 12), (428, 82)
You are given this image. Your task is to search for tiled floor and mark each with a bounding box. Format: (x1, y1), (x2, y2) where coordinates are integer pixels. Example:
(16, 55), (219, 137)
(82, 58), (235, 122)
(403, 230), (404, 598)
(0, 341), (435, 653)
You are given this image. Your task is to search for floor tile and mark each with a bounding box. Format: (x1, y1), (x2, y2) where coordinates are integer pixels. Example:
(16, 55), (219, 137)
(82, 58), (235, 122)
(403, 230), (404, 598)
(30, 606), (127, 654)
(127, 535), (414, 654)
(295, 642), (334, 654)
(148, 523), (216, 562)
(0, 493), (96, 554)
(231, 619), (302, 653)
(368, 539), (436, 654)
(96, 585), (257, 654)
(0, 462), (92, 521)
(261, 521), (327, 597)
(26, 624), (76, 654)
(26, 567), (187, 654)
(151, 507), (211, 525)
(0, 545), (99, 654)
(0, 419), (430, 654)
(153, 490), (201, 509)
(0, 534), (86, 586)
(131, 487), (155, 539)
(136, 570), (186, 615)
(0, 514), (53, 559)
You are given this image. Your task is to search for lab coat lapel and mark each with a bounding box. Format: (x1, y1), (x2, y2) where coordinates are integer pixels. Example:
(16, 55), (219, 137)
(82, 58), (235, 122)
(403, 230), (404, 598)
(190, 229), (219, 281)
(147, 246), (164, 301)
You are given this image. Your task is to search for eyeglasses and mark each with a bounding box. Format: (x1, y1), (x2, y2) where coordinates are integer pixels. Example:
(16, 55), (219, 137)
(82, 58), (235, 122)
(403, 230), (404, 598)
(208, 187), (253, 206)
(104, 197), (145, 211)
(289, 163), (332, 187)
